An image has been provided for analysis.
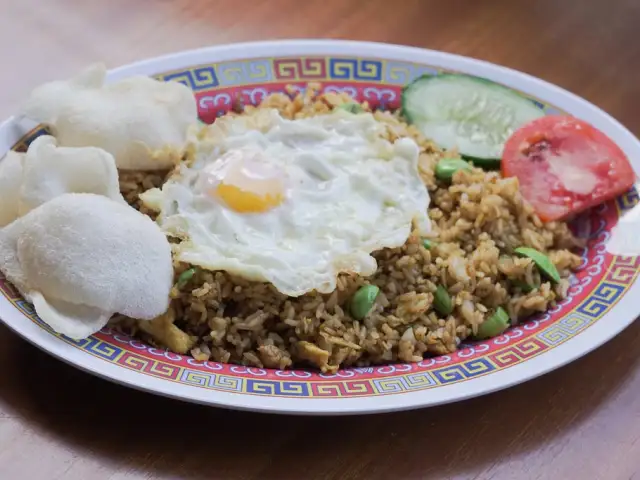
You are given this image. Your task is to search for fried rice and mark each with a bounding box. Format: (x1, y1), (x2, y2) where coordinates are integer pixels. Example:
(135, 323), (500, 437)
(114, 84), (583, 373)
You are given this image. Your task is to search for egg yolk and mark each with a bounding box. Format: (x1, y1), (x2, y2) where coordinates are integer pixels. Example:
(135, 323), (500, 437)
(200, 149), (286, 213)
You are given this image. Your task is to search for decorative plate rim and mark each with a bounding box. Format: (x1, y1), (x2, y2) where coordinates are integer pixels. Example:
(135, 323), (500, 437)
(0, 39), (639, 415)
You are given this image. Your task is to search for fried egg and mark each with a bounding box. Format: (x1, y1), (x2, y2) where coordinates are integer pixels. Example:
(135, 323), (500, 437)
(142, 108), (431, 296)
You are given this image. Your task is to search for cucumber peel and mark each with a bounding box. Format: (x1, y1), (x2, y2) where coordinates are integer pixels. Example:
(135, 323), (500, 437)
(464, 155), (502, 170)
(402, 74), (545, 160)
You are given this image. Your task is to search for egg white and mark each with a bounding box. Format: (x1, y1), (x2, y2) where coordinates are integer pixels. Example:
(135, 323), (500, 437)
(143, 108), (431, 296)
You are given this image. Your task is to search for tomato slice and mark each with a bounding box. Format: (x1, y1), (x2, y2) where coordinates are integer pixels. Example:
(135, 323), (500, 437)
(501, 115), (635, 222)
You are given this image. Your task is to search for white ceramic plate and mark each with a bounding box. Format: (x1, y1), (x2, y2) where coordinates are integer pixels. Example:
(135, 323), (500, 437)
(1, 40), (639, 415)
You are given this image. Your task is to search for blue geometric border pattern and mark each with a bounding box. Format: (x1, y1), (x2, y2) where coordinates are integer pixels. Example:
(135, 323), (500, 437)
(617, 187), (639, 213)
(246, 380), (311, 396)
(431, 358), (495, 383)
(153, 56), (563, 114)
(67, 336), (123, 361)
(577, 281), (626, 319)
(158, 65), (219, 92)
(328, 58), (383, 81)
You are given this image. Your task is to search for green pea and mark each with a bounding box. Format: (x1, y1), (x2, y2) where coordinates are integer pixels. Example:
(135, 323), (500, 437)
(422, 238), (435, 249)
(435, 158), (472, 182)
(338, 102), (364, 114)
(433, 285), (453, 316)
(350, 285), (380, 320)
(514, 247), (561, 284)
(476, 307), (510, 339)
(176, 268), (197, 289)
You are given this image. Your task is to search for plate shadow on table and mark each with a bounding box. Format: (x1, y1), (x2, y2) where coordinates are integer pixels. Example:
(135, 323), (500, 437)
(0, 320), (637, 480)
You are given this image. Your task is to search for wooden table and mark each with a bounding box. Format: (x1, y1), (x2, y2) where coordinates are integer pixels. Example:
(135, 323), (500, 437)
(0, 1), (639, 478)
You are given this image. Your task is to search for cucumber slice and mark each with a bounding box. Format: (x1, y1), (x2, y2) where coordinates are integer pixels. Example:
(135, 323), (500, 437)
(402, 74), (545, 160)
